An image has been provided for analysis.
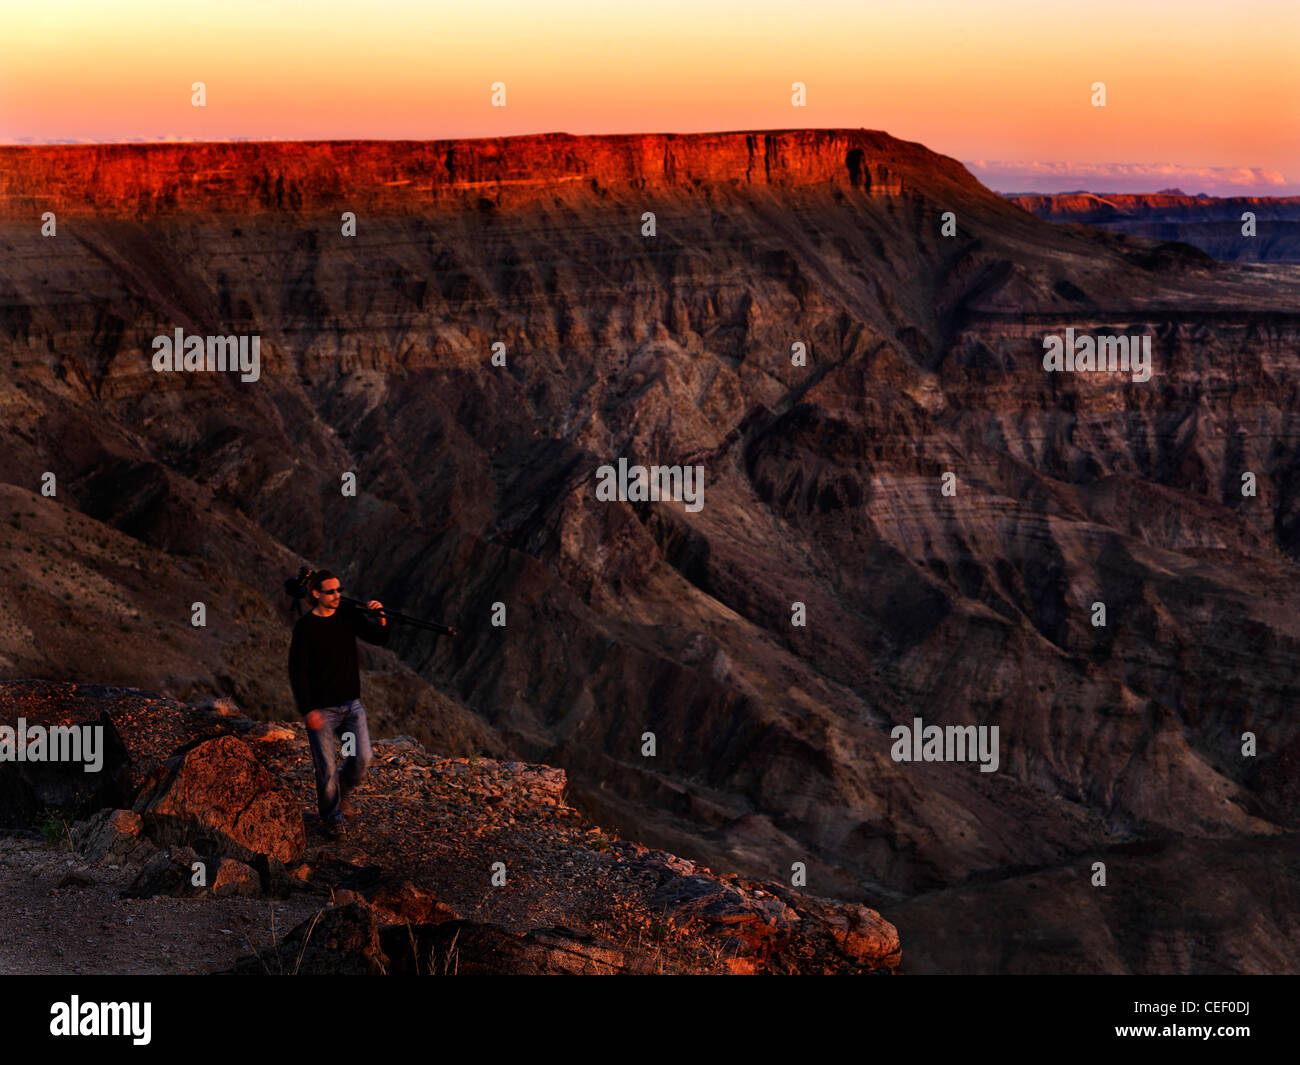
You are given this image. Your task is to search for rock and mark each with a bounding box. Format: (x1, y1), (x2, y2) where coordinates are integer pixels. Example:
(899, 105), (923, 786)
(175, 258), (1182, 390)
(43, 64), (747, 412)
(132, 735), (305, 864)
(381, 920), (654, 976)
(765, 884), (902, 972)
(210, 858), (262, 898)
(71, 808), (157, 867)
(654, 875), (758, 926)
(250, 724), (296, 743)
(647, 867), (898, 972)
(124, 844), (203, 898)
(126, 852), (265, 900)
(230, 902), (388, 975)
(248, 854), (295, 899)
(350, 875), (460, 927)
(842, 906), (901, 964)
(195, 697), (241, 717)
(647, 853), (696, 876)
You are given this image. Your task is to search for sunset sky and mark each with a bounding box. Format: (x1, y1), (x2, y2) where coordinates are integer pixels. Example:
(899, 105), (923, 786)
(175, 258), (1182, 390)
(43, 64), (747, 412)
(2, 0), (1297, 194)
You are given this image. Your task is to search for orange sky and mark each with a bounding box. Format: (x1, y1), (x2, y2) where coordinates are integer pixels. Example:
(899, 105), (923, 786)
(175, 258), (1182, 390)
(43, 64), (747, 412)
(3, 0), (1298, 194)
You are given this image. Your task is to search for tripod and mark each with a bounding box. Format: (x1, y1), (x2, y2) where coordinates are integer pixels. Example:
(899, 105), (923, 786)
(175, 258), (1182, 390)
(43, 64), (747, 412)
(340, 595), (458, 638)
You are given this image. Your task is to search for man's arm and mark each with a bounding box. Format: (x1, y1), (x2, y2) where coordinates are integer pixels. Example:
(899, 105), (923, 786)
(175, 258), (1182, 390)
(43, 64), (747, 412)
(352, 601), (391, 648)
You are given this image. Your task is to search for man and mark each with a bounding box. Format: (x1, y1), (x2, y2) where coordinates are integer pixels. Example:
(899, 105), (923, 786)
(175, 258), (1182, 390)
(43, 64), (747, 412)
(287, 570), (388, 840)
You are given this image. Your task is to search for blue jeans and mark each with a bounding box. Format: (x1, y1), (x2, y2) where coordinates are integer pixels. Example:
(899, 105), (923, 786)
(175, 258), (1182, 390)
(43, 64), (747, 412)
(305, 698), (372, 824)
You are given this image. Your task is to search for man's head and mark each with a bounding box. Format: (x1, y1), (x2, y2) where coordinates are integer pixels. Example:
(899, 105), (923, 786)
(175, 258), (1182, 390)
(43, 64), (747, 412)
(308, 570), (342, 613)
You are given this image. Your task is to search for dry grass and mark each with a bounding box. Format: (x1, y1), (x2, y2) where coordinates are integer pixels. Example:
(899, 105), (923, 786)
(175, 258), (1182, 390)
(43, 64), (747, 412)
(241, 902), (335, 975)
(398, 921), (459, 974)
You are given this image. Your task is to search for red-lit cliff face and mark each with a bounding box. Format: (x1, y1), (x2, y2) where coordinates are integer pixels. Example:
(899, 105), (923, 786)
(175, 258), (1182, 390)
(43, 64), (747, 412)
(0, 130), (1007, 218)
(2, 129), (1300, 973)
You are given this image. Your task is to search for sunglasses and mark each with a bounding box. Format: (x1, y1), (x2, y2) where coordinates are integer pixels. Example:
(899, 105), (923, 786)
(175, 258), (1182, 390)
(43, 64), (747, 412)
(317, 587), (342, 595)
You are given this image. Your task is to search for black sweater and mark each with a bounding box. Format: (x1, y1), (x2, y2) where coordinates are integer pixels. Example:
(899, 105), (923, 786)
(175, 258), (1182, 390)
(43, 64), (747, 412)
(288, 604), (390, 714)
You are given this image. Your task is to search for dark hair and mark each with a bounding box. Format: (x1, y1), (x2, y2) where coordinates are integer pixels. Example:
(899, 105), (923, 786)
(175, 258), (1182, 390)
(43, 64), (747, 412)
(307, 569), (338, 603)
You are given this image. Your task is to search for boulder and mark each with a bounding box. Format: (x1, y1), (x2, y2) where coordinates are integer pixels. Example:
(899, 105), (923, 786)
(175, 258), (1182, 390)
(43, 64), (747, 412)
(349, 875), (460, 926)
(132, 735), (304, 864)
(71, 808), (158, 867)
(210, 858), (262, 898)
(125, 844), (265, 900)
(124, 844), (204, 898)
(328, 866), (460, 925)
(765, 884), (902, 972)
(651, 870), (899, 973)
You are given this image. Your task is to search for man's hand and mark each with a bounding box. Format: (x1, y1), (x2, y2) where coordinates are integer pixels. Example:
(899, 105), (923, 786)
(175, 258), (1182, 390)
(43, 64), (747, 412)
(305, 710), (324, 730)
(367, 600), (386, 626)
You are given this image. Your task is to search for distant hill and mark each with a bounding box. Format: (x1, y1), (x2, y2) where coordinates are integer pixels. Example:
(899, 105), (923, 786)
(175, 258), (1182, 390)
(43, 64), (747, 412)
(1007, 191), (1300, 261)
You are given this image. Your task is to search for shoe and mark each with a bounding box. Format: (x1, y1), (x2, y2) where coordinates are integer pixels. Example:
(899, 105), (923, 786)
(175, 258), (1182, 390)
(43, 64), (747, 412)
(339, 799), (356, 818)
(324, 820), (347, 841)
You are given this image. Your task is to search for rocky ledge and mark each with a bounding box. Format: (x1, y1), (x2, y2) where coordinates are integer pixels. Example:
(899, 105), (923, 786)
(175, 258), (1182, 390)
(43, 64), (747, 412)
(0, 679), (899, 974)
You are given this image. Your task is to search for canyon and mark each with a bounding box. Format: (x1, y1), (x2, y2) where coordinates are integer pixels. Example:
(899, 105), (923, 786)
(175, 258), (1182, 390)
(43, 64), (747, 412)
(1, 130), (1298, 972)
